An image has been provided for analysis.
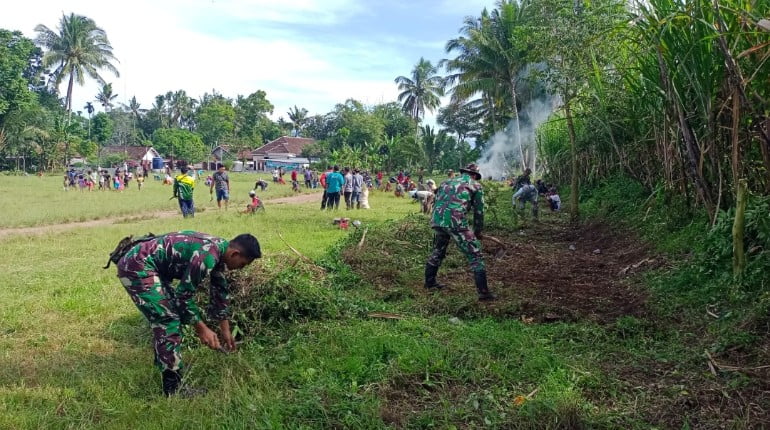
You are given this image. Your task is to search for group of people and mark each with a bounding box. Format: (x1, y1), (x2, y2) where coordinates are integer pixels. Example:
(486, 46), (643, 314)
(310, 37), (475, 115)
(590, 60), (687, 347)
(318, 165), (372, 210)
(63, 167), (146, 192)
(509, 168), (561, 217)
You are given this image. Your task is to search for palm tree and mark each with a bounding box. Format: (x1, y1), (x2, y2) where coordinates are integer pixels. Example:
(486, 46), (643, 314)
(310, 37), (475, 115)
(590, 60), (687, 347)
(34, 13), (119, 113)
(443, 1), (533, 166)
(287, 105), (309, 136)
(395, 58), (445, 123)
(84, 102), (95, 138)
(95, 83), (118, 111)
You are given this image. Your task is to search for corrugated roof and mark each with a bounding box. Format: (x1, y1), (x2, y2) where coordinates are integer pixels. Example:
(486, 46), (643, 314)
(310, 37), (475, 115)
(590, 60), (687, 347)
(99, 146), (159, 159)
(253, 136), (315, 156)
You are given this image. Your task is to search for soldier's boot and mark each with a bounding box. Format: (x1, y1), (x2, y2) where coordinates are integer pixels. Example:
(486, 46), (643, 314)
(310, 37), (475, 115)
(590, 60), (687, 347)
(474, 271), (497, 301)
(424, 264), (445, 290)
(162, 370), (207, 398)
(162, 370), (182, 397)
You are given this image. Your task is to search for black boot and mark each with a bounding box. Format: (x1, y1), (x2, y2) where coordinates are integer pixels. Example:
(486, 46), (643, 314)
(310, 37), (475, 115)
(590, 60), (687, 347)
(162, 369), (207, 398)
(162, 369), (182, 397)
(424, 264), (445, 290)
(474, 271), (497, 301)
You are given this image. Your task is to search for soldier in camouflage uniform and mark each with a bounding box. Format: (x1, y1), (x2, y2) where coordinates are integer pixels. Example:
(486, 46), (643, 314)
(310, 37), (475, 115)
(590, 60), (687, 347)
(114, 231), (261, 396)
(425, 163), (496, 301)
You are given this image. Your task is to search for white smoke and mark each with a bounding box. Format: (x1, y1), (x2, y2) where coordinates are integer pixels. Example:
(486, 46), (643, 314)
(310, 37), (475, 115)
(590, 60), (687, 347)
(476, 97), (555, 181)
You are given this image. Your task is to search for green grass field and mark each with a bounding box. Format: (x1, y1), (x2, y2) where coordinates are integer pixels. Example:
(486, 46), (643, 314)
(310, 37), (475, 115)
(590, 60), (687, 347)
(0, 173), (313, 228)
(0, 174), (764, 429)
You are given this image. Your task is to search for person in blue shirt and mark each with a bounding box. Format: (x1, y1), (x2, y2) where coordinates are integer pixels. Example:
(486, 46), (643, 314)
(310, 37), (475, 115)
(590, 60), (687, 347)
(324, 165), (345, 210)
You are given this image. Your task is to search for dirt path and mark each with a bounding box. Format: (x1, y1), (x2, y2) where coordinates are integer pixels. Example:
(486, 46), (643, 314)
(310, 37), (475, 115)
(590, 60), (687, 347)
(0, 192), (321, 239)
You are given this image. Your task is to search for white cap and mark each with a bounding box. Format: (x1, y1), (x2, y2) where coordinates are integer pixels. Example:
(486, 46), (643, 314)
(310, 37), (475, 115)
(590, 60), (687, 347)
(249, 190), (256, 196)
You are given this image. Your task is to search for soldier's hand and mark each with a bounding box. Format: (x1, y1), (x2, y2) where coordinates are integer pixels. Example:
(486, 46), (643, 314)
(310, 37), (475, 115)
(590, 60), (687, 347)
(219, 320), (237, 352)
(194, 322), (221, 350)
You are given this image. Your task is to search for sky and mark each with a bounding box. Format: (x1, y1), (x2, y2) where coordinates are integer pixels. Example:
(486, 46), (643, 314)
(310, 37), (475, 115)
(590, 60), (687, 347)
(2, 0), (495, 123)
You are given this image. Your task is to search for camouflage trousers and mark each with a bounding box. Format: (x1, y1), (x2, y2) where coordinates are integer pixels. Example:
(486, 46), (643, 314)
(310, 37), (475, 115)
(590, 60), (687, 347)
(118, 269), (184, 372)
(426, 227), (486, 273)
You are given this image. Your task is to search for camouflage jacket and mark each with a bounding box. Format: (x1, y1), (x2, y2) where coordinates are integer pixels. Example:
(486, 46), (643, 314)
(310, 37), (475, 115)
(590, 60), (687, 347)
(431, 173), (484, 232)
(117, 231), (230, 323)
(173, 173), (195, 200)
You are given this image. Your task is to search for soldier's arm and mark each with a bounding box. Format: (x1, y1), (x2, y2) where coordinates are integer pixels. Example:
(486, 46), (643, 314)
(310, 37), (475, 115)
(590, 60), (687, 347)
(473, 187), (485, 235)
(176, 251), (219, 324)
(207, 268), (230, 321)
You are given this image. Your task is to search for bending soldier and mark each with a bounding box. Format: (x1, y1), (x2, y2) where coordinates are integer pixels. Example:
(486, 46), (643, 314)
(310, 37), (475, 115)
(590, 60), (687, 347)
(425, 163), (496, 301)
(111, 231), (261, 396)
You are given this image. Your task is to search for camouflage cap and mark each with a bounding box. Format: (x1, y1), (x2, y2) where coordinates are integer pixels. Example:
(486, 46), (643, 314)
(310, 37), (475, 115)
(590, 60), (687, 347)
(459, 163), (482, 180)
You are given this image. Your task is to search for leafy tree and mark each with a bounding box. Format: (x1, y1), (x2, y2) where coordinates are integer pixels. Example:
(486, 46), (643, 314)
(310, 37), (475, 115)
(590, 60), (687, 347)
(95, 82), (117, 111)
(372, 102), (416, 140)
(0, 30), (39, 129)
(394, 57), (445, 123)
(530, 0), (625, 219)
(235, 90), (274, 143)
(437, 102), (482, 143)
(77, 139), (98, 160)
(152, 128), (206, 163)
(287, 105), (309, 137)
(34, 13), (119, 113)
(90, 112), (113, 145)
(196, 97), (235, 147)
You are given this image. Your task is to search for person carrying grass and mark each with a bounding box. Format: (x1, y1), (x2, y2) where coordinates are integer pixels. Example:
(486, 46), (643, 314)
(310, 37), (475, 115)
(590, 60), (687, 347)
(108, 231), (262, 396)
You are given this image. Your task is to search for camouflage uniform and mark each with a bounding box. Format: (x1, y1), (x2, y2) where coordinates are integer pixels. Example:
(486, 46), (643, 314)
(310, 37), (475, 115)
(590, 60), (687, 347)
(428, 173), (485, 273)
(116, 231), (230, 372)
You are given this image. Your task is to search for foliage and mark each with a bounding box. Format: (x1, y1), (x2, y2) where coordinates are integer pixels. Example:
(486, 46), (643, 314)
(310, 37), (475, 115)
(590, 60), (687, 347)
(151, 128), (206, 163)
(394, 57), (445, 122)
(0, 30), (39, 127)
(34, 13), (119, 112)
(90, 112), (113, 144)
(196, 95), (235, 147)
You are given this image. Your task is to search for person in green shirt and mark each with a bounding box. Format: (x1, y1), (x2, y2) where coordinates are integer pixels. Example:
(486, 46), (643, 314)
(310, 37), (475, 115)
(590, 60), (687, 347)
(173, 166), (196, 218)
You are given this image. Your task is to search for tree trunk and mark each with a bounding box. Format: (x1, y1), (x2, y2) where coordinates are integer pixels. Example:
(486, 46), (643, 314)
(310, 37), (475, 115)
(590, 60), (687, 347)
(732, 179), (747, 277)
(511, 79), (525, 171)
(565, 99), (579, 221)
(66, 72), (75, 113)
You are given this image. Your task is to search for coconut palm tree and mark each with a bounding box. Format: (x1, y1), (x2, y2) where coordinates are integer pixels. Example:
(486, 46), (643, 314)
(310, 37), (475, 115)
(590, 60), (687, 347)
(34, 13), (119, 113)
(394, 58), (445, 123)
(287, 105), (309, 136)
(95, 83), (118, 112)
(443, 1), (533, 164)
(84, 102), (95, 138)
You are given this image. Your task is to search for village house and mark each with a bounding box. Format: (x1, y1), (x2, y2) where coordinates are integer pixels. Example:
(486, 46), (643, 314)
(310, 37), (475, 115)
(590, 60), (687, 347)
(99, 145), (162, 171)
(252, 136), (316, 171)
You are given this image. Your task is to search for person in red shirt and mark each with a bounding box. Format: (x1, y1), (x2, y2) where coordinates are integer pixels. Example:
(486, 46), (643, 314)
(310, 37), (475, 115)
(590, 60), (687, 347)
(319, 165), (332, 209)
(376, 171), (383, 189)
(291, 169), (300, 192)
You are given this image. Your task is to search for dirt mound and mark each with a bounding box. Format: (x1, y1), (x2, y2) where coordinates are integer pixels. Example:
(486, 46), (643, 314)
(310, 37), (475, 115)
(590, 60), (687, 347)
(473, 219), (658, 323)
(345, 215), (659, 324)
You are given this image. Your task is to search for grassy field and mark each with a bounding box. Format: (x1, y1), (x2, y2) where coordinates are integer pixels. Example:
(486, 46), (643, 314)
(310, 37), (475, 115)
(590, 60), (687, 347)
(1, 175), (766, 429)
(0, 173), (312, 228)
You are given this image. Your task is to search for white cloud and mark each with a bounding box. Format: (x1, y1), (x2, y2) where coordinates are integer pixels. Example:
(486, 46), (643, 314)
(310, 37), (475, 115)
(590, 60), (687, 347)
(0, 0), (466, 124)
